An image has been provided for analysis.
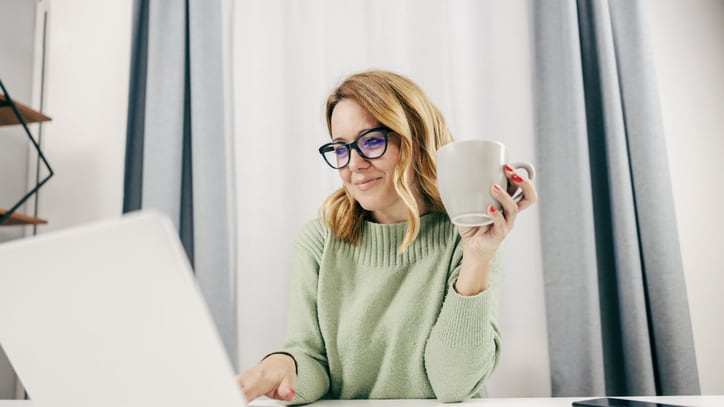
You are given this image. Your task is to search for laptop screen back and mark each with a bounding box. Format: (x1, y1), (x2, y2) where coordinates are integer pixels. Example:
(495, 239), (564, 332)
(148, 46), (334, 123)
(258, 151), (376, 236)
(0, 211), (245, 407)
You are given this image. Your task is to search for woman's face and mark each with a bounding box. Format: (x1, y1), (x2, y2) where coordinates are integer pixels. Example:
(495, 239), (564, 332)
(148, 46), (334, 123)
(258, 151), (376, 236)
(330, 99), (407, 224)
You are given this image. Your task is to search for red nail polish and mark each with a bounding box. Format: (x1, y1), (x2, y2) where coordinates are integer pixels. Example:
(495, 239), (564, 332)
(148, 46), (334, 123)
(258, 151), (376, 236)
(493, 183), (503, 191)
(290, 389), (296, 397)
(512, 174), (524, 183)
(504, 164), (515, 172)
(488, 204), (496, 213)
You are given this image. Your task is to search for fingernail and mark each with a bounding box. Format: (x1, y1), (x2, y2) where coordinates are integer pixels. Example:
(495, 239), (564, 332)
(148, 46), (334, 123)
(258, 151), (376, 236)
(504, 164), (515, 172)
(488, 204), (496, 213)
(493, 183), (503, 191)
(289, 389), (296, 397)
(512, 174), (524, 183)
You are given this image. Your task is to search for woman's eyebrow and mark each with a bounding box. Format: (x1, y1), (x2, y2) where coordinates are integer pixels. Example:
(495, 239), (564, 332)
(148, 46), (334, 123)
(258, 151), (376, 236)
(331, 127), (379, 142)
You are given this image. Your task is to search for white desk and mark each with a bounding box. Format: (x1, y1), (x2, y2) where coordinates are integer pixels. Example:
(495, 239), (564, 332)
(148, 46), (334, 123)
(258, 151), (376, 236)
(273, 397), (721, 407)
(263, 396), (722, 406)
(0, 396), (722, 406)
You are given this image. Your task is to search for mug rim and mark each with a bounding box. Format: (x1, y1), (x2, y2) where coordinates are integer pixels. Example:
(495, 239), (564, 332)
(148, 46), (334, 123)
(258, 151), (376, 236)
(437, 139), (505, 152)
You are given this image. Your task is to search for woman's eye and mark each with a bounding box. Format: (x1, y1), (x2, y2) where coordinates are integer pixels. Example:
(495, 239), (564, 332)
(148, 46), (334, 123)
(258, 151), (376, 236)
(361, 136), (385, 148)
(334, 146), (349, 157)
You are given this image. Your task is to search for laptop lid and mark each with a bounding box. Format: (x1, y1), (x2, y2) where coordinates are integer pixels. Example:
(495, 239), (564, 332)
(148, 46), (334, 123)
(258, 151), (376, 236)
(0, 211), (245, 407)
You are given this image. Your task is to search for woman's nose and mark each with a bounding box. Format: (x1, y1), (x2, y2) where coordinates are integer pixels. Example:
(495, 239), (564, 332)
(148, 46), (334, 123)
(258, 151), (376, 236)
(347, 148), (369, 171)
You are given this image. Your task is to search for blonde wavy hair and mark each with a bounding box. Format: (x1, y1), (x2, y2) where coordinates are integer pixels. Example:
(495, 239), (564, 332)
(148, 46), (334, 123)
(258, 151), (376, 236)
(320, 70), (454, 251)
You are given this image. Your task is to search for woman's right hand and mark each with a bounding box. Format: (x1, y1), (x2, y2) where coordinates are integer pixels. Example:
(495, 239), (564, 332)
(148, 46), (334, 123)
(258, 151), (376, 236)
(235, 353), (298, 403)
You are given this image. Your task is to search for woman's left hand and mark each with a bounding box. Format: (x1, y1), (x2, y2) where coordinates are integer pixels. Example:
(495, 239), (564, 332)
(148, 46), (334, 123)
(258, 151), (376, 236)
(455, 164), (537, 295)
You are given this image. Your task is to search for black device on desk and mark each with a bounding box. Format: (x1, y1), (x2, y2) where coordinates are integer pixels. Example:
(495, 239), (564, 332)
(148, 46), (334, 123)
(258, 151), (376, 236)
(573, 398), (690, 407)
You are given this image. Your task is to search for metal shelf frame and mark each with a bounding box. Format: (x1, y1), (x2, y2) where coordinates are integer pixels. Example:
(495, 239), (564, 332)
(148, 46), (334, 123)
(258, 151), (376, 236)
(0, 78), (54, 226)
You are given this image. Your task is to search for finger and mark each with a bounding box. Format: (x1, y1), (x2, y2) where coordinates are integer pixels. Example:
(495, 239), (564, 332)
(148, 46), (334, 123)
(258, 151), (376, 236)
(512, 174), (537, 211)
(235, 372), (250, 400)
(237, 370), (273, 404)
(503, 165), (525, 198)
(504, 164), (538, 210)
(492, 183), (518, 226)
(486, 203), (508, 238)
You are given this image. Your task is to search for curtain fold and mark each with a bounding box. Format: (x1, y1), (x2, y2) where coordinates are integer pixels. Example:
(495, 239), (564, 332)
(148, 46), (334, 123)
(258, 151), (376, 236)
(532, 0), (699, 396)
(187, 0), (237, 368)
(124, 0), (237, 368)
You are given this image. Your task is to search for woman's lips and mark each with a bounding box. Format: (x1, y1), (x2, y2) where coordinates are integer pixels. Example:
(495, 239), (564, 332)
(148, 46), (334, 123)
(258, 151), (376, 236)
(354, 177), (381, 191)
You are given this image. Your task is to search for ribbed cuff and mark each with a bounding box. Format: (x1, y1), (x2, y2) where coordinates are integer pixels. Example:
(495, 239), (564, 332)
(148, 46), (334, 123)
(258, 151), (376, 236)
(279, 349), (328, 405)
(433, 284), (495, 348)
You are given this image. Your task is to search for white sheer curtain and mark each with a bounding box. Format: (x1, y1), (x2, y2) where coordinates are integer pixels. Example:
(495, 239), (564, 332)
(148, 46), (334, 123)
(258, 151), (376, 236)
(230, 0), (549, 397)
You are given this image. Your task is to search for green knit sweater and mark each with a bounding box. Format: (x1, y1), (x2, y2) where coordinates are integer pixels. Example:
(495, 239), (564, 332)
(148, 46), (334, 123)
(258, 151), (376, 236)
(281, 212), (501, 404)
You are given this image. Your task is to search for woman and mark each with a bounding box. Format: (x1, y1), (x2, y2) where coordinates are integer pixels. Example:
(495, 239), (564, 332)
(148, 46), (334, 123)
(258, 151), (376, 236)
(236, 70), (537, 404)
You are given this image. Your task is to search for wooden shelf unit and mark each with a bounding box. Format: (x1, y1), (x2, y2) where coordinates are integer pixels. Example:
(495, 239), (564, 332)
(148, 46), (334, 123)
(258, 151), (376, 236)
(0, 91), (52, 226)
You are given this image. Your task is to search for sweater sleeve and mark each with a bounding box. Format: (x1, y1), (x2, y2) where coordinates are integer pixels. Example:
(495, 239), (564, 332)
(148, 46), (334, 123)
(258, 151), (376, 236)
(423, 247), (503, 403)
(280, 220), (331, 405)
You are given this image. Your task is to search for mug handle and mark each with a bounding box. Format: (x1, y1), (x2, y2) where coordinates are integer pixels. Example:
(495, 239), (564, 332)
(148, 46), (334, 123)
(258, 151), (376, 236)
(508, 162), (535, 203)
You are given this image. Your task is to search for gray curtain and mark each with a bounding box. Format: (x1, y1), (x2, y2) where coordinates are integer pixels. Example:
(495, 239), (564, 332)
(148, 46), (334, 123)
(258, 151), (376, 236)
(124, 0), (237, 367)
(532, 0), (699, 397)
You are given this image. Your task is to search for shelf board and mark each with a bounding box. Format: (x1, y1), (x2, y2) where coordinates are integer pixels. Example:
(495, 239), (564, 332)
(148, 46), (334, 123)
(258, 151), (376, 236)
(0, 94), (51, 126)
(0, 209), (48, 226)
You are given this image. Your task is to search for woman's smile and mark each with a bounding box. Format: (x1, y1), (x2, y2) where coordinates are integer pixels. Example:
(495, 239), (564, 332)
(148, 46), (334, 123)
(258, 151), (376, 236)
(353, 177), (382, 191)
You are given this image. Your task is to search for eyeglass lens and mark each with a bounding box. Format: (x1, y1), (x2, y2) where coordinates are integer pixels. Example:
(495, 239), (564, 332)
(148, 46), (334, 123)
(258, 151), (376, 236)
(322, 130), (387, 169)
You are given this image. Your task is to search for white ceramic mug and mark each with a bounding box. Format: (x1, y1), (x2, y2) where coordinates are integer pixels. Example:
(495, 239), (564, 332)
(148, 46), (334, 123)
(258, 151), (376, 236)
(435, 140), (535, 227)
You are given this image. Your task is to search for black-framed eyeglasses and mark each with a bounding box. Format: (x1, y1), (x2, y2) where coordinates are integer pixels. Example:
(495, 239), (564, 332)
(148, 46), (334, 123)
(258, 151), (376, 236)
(318, 127), (390, 169)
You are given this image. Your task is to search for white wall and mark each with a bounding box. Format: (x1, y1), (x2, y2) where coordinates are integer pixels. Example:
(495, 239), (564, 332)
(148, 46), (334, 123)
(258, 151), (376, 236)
(0, 0), (36, 245)
(34, 0), (131, 232)
(646, 0), (724, 395)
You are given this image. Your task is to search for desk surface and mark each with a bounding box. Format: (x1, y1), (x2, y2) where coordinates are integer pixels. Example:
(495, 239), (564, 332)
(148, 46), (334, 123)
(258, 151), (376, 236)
(0, 395), (722, 406)
(288, 397), (721, 407)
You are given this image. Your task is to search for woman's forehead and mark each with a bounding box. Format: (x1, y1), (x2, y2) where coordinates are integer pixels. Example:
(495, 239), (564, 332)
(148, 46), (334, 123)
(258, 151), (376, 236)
(330, 100), (381, 140)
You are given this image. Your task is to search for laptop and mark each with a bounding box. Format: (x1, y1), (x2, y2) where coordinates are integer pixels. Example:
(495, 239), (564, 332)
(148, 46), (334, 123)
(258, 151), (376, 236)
(0, 210), (247, 407)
